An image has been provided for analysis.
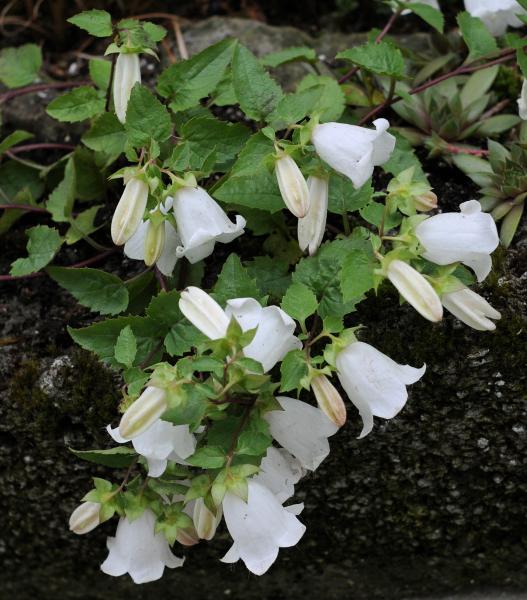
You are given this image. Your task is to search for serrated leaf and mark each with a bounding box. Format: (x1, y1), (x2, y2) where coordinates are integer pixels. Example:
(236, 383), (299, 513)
(0, 44), (42, 88)
(214, 171), (284, 213)
(337, 40), (405, 79)
(114, 325), (137, 367)
(71, 446), (137, 467)
(457, 12), (498, 60)
(213, 254), (260, 305)
(146, 290), (182, 329)
(164, 323), (205, 356)
(281, 282), (318, 325)
(328, 176), (372, 214)
(83, 112), (126, 155)
(0, 130), (33, 155)
(296, 74), (345, 122)
(125, 84), (172, 147)
(280, 349), (309, 392)
(261, 46), (317, 68)
(47, 267), (129, 315)
(246, 256), (291, 300)
(267, 86), (325, 130)
(10, 225), (62, 276)
(47, 86), (105, 122)
(68, 10), (113, 37)
(46, 157), (76, 222)
(340, 247), (376, 303)
(186, 446), (226, 469)
(89, 58), (112, 89)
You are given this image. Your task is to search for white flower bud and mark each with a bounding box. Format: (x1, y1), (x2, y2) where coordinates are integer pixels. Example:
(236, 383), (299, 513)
(298, 176), (328, 256)
(275, 154), (310, 218)
(118, 386), (168, 440)
(387, 259), (443, 323)
(193, 498), (222, 540)
(518, 79), (527, 120)
(414, 190), (438, 212)
(69, 501), (101, 535)
(311, 374), (347, 428)
(113, 52), (141, 124)
(176, 526), (200, 546)
(111, 177), (149, 246)
(442, 287), (501, 331)
(143, 220), (166, 267)
(179, 286), (230, 340)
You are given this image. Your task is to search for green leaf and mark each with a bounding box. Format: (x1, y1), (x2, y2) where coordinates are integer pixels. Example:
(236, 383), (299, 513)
(46, 157), (76, 222)
(89, 58), (112, 89)
(157, 38), (236, 112)
(296, 74), (346, 122)
(82, 112), (126, 155)
(0, 130), (33, 155)
(232, 44), (283, 121)
(114, 325), (137, 367)
(143, 21), (167, 43)
(337, 40), (405, 79)
(280, 349), (309, 392)
(46, 86), (105, 122)
(125, 84), (172, 147)
(340, 247), (376, 303)
(475, 114), (521, 137)
(68, 10), (113, 37)
(0, 44), (42, 88)
(73, 147), (106, 201)
(70, 446), (137, 468)
(186, 446), (226, 469)
(165, 323), (205, 356)
(213, 253), (260, 305)
(146, 290), (183, 330)
(228, 131), (275, 177)
(457, 12), (498, 60)
(47, 267), (129, 315)
(267, 86), (325, 130)
(10, 225), (62, 276)
(236, 430), (272, 456)
(383, 133), (428, 184)
(261, 46), (317, 68)
(0, 162), (45, 235)
(281, 281), (318, 325)
(405, 3), (444, 33)
(214, 171), (284, 213)
(328, 177), (372, 215)
(246, 256), (291, 300)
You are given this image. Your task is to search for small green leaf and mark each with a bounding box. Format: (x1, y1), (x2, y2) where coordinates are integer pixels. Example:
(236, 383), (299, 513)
(65, 206), (102, 245)
(296, 74), (345, 122)
(281, 281), (318, 325)
(46, 86), (105, 122)
(164, 324), (205, 356)
(405, 3), (444, 33)
(0, 44), (42, 88)
(114, 325), (137, 367)
(457, 12), (498, 60)
(68, 10), (113, 37)
(328, 177), (372, 215)
(10, 225), (62, 276)
(186, 446), (226, 469)
(261, 46), (317, 68)
(340, 248), (376, 303)
(47, 157), (76, 222)
(125, 84), (172, 147)
(71, 446), (137, 467)
(337, 40), (405, 79)
(89, 58), (112, 90)
(82, 113), (126, 155)
(0, 130), (33, 155)
(143, 21), (167, 43)
(213, 254), (260, 305)
(280, 349), (309, 392)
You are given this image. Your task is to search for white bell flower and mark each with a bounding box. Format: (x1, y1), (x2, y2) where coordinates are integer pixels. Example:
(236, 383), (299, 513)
(225, 298), (302, 372)
(118, 386), (168, 440)
(264, 396), (338, 471)
(442, 287), (501, 331)
(275, 154), (310, 218)
(336, 341), (425, 438)
(253, 446), (304, 503)
(415, 200), (499, 282)
(124, 198), (180, 276)
(179, 286), (230, 340)
(101, 509), (184, 584)
(387, 259), (443, 323)
(518, 79), (527, 120)
(298, 176), (328, 256)
(311, 119), (396, 189)
(107, 420), (196, 478)
(400, 0), (439, 15)
(113, 52), (141, 124)
(69, 501), (101, 535)
(221, 480), (306, 576)
(111, 176), (149, 246)
(464, 0), (526, 36)
(173, 186), (245, 264)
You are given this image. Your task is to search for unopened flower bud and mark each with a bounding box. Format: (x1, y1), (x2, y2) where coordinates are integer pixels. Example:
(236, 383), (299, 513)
(442, 287), (501, 331)
(69, 501), (101, 535)
(387, 259), (443, 323)
(275, 154), (310, 218)
(311, 374), (346, 428)
(414, 191), (438, 212)
(113, 52), (141, 124)
(144, 220), (166, 267)
(111, 177), (149, 246)
(176, 526), (200, 546)
(119, 386), (167, 440)
(179, 286), (229, 340)
(298, 176), (328, 256)
(193, 498), (222, 540)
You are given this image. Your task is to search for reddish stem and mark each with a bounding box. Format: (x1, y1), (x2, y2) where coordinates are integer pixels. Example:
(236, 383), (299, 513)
(446, 145), (489, 157)
(0, 203), (49, 214)
(0, 80), (90, 104)
(8, 143), (75, 154)
(154, 267), (168, 291)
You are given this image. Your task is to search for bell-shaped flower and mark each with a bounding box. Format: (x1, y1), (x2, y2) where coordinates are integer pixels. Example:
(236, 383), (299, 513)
(442, 287), (501, 331)
(221, 480), (306, 576)
(387, 259), (443, 322)
(414, 190), (438, 212)
(264, 396), (338, 470)
(253, 446), (304, 503)
(113, 52), (141, 124)
(69, 501), (101, 535)
(415, 200), (499, 282)
(124, 198), (180, 276)
(298, 176), (328, 256)
(108, 420), (195, 477)
(518, 79), (527, 120)
(336, 341), (425, 438)
(464, 0), (526, 36)
(101, 509), (184, 584)
(111, 176), (149, 246)
(400, 0), (439, 15)
(179, 286), (230, 340)
(193, 498), (222, 541)
(275, 154), (310, 218)
(311, 374), (347, 428)
(118, 386), (168, 440)
(173, 186), (245, 264)
(312, 119), (395, 189)
(225, 298), (302, 372)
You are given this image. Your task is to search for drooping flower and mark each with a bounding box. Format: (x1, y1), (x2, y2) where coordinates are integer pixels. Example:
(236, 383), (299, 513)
(311, 374), (347, 428)
(275, 154), (310, 218)
(415, 200), (500, 282)
(298, 176), (329, 256)
(442, 287), (501, 331)
(118, 386), (168, 440)
(108, 420), (195, 477)
(193, 498), (222, 541)
(414, 190), (438, 212)
(464, 0), (526, 36)
(386, 259), (443, 323)
(311, 119), (396, 189)
(221, 480), (306, 576)
(101, 509), (184, 584)
(124, 198), (180, 276)
(253, 446), (304, 503)
(173, 186), (245, 263)
(113, 52), (141, 124)
(69, 502), (101, 535)
(179, 286), (230, 340)
(336, 341), (425, 438)
(518, 79), (527, 120)
(111, 176), (149, 246)
(225, 298), (302, 372)
(264, 396), (338, 470)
